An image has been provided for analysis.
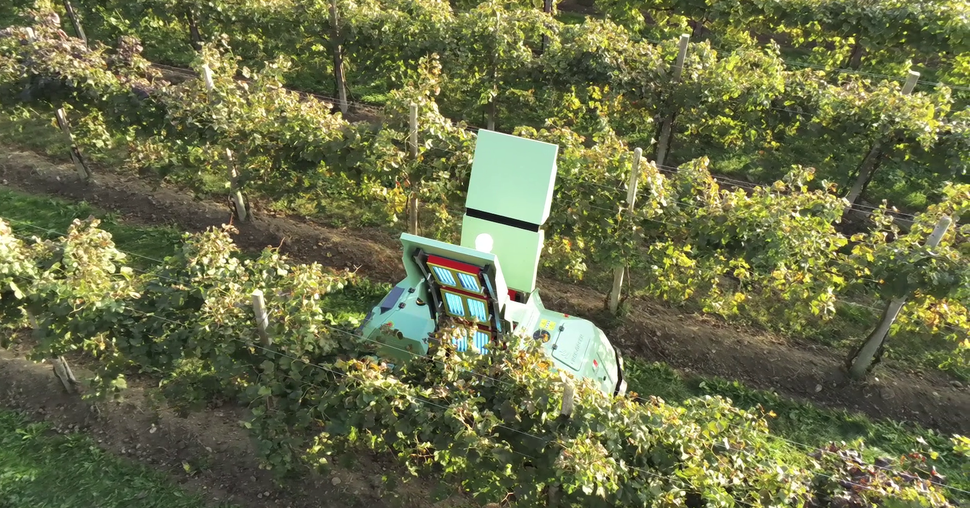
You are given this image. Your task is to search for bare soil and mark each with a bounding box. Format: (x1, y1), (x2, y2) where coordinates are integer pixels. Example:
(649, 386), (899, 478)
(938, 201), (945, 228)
(0, 148), (967, 448)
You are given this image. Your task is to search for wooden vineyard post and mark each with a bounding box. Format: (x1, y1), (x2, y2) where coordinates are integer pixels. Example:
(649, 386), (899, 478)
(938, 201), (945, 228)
(541, 0), (553, 52)
(547, 485), (560, 508)
(843, 70), (920, 209)
(53, 356), (79, 394)
(25, 309), (38, 330)
(252, 290), (271, 346)
(184, 8), (203, 51)
(846, 215), (952, 379)
(408, 104), (420, 235)
(546, 373), (574, 508)
(487, 11), (501, 131)
(55, 108), (93, 181)
(559, 379), (575, 418)
(25, 309), (78, 394)
(608, 147), (643, 313)
(25, 29), (91, 181)
(409, 104), (419, 156)
(62, 0), (87, 46)
(202, 64), (248, 222)
(329, 0), (349, 114)
(654, 34), (690, 171)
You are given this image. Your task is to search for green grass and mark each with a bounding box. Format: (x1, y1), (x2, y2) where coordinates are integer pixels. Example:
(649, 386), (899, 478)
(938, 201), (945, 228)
(0, 107), (134, 169)
(0, 409), (232, 508)
(624, 359), (970, 500)
(0, 111), (74, 162)
(555, 11), (590, 25)
(0, 188), (183, 270)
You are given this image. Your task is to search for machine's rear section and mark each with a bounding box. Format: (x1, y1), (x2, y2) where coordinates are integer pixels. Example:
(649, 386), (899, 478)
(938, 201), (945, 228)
(459, 129), (558, 297)
(357, 233), (511, 362)
(357, 130), (627, 397)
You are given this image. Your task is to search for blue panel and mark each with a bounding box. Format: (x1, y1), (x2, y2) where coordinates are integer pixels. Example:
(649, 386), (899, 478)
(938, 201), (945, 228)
(474, 331), (490, 353)
(467, 299), (488, 322)
(432, 266), (457, 286)
(444, 292), (465, 317)
(379, 286), (405, 313)
(452, 331), (490, 353)
(457, 272), (480, 292)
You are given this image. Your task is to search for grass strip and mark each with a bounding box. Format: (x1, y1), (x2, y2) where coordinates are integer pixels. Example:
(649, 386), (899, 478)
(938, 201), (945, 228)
(625, 360), (968, 496)
(0, 408), (229, 508)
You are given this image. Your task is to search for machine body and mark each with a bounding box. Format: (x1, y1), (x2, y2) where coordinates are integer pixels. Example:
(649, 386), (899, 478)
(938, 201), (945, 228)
(357, 130), (627, 396)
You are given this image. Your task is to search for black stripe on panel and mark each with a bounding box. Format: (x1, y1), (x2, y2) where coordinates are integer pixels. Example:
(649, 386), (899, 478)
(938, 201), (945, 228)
(465, 208), (541, 232)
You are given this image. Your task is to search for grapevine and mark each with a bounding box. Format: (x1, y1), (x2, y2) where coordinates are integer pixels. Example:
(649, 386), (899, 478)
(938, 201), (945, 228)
(0, 7), (968, 378)
(0, 216), (962, 506)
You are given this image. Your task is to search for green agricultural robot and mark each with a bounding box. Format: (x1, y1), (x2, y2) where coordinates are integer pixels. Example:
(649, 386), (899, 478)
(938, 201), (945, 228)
(357, 129), (627, 397)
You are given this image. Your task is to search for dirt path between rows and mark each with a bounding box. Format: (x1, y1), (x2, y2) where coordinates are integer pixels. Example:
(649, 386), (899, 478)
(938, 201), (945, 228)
(1, 149), (967, 438)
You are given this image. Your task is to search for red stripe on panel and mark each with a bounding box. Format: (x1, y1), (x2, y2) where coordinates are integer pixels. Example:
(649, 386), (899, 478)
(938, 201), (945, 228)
(427, 255), (482, 275)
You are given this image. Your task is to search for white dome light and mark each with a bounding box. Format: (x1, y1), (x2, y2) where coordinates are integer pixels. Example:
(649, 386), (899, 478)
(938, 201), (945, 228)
(475, 233), (494, 253)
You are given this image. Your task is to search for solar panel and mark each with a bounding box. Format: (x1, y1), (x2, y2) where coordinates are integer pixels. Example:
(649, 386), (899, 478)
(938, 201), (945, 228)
(457, 272), (480, 292)
(432, 266), (458, 286)
(421, 253), (499, 346)
(444, 292), (465, 317)
(467, 299), (488, 322)
(427, 256), (485, 296)
(453, 330), (491, 353)
(441, 290), (491, 322)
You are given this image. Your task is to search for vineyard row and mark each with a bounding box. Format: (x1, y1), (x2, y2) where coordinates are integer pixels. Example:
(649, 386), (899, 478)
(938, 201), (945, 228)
(0, 12), (968, 378)
(57, 0), (970, 96)
(18, 0), (970, 212)
(589, 0), (970, 81)
(0, 215), (963, 508)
